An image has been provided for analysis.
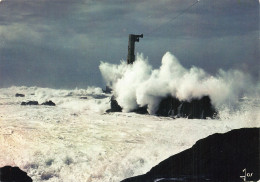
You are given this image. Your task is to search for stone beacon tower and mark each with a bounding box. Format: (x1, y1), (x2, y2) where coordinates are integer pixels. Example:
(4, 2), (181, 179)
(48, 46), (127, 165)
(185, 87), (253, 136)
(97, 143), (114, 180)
(127, 34), (143, 64)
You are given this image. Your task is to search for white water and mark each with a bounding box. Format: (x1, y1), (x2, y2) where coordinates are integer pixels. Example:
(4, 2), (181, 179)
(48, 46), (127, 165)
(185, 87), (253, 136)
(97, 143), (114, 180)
(0, 86), (259, 182)
(100, 52), (259, 114)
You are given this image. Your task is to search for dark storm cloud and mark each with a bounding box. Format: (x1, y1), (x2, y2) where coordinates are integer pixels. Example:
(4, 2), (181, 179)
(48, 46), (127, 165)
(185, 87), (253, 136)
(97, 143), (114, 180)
(0, 0), (259, 88)
(137, 0), (258, 38)
(0, 0), (81, 24)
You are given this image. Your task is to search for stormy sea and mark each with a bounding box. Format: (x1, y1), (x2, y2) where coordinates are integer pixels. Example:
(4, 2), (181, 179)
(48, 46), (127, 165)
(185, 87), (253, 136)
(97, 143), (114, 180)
(0, 52), (259, 182)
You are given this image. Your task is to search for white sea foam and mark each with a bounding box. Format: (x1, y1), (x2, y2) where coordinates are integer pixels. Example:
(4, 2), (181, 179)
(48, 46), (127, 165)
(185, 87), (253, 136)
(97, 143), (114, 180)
(0, 86), (259, 182)
(100, 52), (259, 114)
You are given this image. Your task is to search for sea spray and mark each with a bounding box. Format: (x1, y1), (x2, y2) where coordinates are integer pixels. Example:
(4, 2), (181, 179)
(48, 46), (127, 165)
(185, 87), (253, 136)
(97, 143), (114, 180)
(99, 52), (256, 114)
(0, 86), (259, 182)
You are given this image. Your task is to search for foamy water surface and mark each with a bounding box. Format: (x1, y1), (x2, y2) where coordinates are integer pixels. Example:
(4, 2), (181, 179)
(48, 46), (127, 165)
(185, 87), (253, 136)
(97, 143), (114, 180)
(0, 86), (259, 182)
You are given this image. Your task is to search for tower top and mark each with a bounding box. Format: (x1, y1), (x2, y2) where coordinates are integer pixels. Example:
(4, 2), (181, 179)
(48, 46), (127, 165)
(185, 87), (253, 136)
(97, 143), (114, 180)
(127, 34), (143, 64)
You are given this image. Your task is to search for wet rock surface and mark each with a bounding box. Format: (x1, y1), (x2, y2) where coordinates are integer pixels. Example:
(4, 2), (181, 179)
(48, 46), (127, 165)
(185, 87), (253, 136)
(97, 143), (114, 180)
(21, 100), (56, 106)
(21, 101), (39, 106)
(15, 93), (25, 97)
(156, 96), (216, 119)
(122, 128), (260, 182)
(130, 106), (148, 114)
(106, 96), (122, 112)
(107, 95), (216, 119)
(0, 166), (32, 182)
(80, 96), (88, 99)
(41, 100), (56, 106)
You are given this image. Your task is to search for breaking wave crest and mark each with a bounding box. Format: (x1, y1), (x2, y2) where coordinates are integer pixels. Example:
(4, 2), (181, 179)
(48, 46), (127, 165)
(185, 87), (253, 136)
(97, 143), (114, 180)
(99, 52), (260, 115)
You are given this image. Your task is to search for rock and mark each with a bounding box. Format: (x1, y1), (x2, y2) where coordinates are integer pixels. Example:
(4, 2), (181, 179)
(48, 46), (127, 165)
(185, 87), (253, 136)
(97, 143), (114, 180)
(21, 100), (56, 106)
(15, 93), (25, 97)
(156, 96), (181, 117)
(106, 96), (148, 114)
(106, 95), (217, 119)
(41, 100), (56, 106)
(0, 166), (32, 182)
(130, 106), (149, 114)
(156, 95), (216, 119)
(80, 96), (88, 99)
(106, 96), (122, 112)
(21, 101), (39, 105)
(121, 128), (260, 182)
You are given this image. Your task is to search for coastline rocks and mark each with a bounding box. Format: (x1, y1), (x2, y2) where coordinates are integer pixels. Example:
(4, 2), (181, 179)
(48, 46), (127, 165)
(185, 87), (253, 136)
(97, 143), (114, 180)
(121, 128), (260, 182)
(156, 96), (216, 119)
(0, 166), (32, 182)
(21, 101), (38, 105)
(21, 100), (56, 106)
(15, 93), (25, 97)
(106, 96), (122, 112)
(130, 106), (149, 114)
(80, 96), (88, 99)
(106, 95), (216, 119)
(41, 100), (56, 106)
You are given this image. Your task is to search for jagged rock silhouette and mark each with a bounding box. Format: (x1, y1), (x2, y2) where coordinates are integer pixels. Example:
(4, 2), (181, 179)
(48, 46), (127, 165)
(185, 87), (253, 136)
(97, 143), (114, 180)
(0, 166), (32, 182)
(122, 128), (260, 182)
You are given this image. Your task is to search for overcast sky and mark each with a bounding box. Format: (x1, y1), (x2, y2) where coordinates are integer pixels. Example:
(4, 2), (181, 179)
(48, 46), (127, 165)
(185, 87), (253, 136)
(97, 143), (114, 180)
(0, 0), (259, 88)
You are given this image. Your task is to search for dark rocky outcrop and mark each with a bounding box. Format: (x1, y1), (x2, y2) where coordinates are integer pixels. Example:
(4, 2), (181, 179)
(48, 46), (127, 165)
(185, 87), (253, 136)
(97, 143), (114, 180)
(130, 106), (149, 114)
(41, 100), (56, 106)
(106, 96), (122, 112)
(80, 96), (88, 100)
(0, 166), (32, 182)
(21, 101), (39, 106)
(21, 100), (56, 106)
(121, 128), (260, 182)
(156, 96), (216, 119)
(15, 93), (25, 97)
(106, 95), (216, 119)
(106, 96), (148, 114)
(155, 96), (181, 117)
